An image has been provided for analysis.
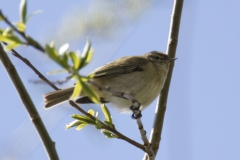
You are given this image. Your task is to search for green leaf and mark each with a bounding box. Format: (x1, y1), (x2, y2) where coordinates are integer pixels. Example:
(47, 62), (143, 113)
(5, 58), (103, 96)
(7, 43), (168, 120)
(76, 123), (88, 131)
(3, 28), (14, 35)
(88, 109), (94, 116)
(45, 43), (61, 62)
(0, 29), (23, 44)
(101, 129), (118, 138)
(65, 120), (83, 130)
(47, 69), (68, 75)
(61, 53), (69, 69)
(69, 51), (80, 70)
(101, 104), (112, 124)
(45, 43), (69, 69)
(16, 22), (26, 32)
(80, 79), (100, 104)
(5, 42), (21, 51)
(59, 43), (69, 55)
(19, 0), (27, 23)
(71, 114), (95, 124)
(0, 35), (16, 43)
(25, 10), (42, 23)
(78, 40), (93, 69)
(95, 118), (103, 129)
(70, 80), (82, 99)
(0, 35), (22, 43)
(0, 15), (3, 21)
(104, 120), (114, 128)
(0, 28), (4, 34)
(81, 76), (90, 82)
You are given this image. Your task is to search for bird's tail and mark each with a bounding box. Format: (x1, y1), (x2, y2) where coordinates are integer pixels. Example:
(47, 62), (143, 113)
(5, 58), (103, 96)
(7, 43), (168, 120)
(43, 87), (75, 109)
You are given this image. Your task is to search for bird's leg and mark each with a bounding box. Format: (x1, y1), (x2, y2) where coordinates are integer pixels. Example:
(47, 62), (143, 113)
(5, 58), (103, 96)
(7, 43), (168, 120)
(87, 81), (142, 119)
(121, 93), (142, 119)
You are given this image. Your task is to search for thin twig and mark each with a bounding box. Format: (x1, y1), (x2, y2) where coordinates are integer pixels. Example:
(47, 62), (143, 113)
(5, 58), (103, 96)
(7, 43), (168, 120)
(143, 0), (184, 159)
(69, 100), (146, 152)
(2, 42), (59, 90)
(0, 10), (45, 52)
(0, 43), (59, 160)
(30, 75), (72, 85)
(136, 118), (154, 160)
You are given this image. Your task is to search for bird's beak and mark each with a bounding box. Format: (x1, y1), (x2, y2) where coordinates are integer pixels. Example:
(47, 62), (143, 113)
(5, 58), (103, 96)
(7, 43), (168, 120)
(168, 58), (177, 63)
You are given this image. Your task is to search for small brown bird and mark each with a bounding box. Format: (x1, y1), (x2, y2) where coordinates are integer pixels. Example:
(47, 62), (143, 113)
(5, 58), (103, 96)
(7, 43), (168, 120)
(43, 51), (175, 113)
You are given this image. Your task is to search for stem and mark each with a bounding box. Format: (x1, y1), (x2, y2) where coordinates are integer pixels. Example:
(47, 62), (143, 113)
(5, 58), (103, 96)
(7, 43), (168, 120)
(143, 0), (184, 159)
(0, 43), (59, 160)
(0, 10), (45, 52)
(2, 42), (59, 90)
(69, 100), (146, 152)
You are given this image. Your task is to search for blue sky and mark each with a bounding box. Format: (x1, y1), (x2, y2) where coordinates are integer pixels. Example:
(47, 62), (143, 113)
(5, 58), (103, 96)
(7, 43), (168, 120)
(1, 0), (240, 160)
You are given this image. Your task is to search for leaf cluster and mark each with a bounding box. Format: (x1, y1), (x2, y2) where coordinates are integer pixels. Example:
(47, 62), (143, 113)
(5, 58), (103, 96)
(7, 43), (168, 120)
(66, 104), (118, 138)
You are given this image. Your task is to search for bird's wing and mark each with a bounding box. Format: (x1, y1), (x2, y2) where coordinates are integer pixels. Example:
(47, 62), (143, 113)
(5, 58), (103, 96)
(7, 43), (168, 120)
(90, 56), (148, 79)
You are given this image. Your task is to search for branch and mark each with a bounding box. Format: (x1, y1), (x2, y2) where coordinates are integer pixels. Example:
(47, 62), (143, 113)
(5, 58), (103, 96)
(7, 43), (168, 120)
(0, 43), (59, 160)
(0, 10), (45, 52)
(29, 75), (72, 85)
(143, 0), (184, 159)
(2, 42), (59, 90)
(69, 100), (146, 152)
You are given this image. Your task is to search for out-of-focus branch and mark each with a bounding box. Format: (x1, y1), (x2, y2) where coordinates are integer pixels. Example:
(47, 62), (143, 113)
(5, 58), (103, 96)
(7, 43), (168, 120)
(143, 0), (184, 159)
(29, 75), (72, 85)
(0, 43), (59, 160)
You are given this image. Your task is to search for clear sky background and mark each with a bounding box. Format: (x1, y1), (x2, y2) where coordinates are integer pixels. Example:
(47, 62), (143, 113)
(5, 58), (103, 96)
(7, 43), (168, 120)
(1, 0), (240, 160)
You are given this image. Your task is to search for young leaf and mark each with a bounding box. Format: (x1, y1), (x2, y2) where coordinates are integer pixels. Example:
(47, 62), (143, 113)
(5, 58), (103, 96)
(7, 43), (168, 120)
(95, 118), (103, 129)
(70, 80), (82, 99)
(101, 104), (112, 124)
(0, 28), (4, 34)
(25, 10), (42, 23)
(61, 53), (69, 69)
(5, 42), (21, 51)
(47, 69), (68, 75)
(88, 109), (94, 116)
(19, 0), (27, 23)
(78, 40), (93, 70)
(0, 14), (3, 21)
(0, 29), (23, 44)
(71, 114), (95, 124)
(69, 51), (80, 70)
(0, 34), (22, 43)
(76, 123), (88, 131)
(59, 43), (69, 55)
(104, 120), (114, 128)
(101, 129), (118, 138)
(80, 78), (100, 104)
(65, 120), (83, 130)
(45, 43), (68, 69)
(45, 43), (61, 63)
(16, 22), (26, 32)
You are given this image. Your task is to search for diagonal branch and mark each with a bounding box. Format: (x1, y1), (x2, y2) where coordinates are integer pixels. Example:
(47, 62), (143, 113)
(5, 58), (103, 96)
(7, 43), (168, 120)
(0, 10), (45, 52)
(143, 0), (184, 159)
(30, 75), (72, 85)
(0, 43), (59, 160)
(69, 100), (146, 152)
(2, 42), (59, 90)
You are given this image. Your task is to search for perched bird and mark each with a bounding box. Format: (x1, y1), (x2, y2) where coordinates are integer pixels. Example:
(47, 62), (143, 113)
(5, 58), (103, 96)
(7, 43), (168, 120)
(43, 51), (176, 113)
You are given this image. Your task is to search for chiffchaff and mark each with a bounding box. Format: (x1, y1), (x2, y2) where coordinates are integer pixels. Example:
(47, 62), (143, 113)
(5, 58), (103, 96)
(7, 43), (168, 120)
(43, 51), (176, 112)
